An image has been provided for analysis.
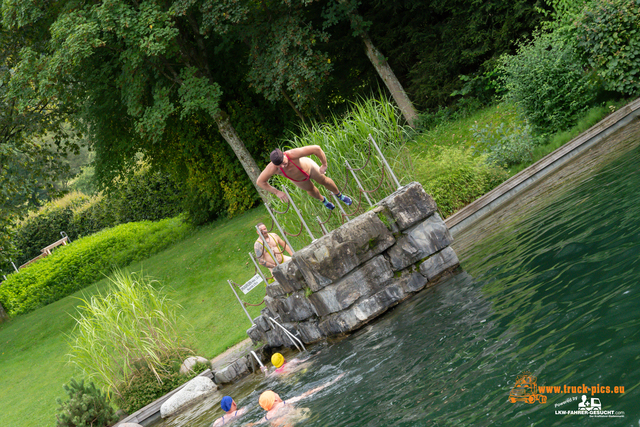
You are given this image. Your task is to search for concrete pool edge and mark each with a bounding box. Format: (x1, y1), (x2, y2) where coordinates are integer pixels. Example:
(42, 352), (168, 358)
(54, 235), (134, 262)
(444, 97), (640, 237)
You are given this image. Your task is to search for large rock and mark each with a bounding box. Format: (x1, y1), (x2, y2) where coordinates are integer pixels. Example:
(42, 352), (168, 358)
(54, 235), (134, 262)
(318, 282), (407, 336)
(247, 324), (266, 344)
(419, 246), (460, 280)
(378, 182), (437, 230)
(272, 261), (307, 293)
(160, 376), (217, 418)
(293, 210), (395, 291)
(214, 357), (250, 384)
(308, 255), (393, 316)
(264, 292), (316, 323)
(266, 281), (286, 298)
(179, 356), (209, 375)
(291, 320), (325, 344)
(386, 213), (453, 271)
(254, 315), (271, 333)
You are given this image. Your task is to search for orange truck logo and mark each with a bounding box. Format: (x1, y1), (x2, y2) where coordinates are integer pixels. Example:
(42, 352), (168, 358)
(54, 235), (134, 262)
(509, 372), (547, 404)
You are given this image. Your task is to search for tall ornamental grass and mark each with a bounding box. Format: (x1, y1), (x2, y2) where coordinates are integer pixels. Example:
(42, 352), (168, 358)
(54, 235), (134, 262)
(266, 97), (414, 248)
(68, 270), (190, 397)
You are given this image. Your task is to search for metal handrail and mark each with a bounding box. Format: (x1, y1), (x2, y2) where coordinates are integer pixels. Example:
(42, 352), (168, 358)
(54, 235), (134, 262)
(267, 316), (306, 352)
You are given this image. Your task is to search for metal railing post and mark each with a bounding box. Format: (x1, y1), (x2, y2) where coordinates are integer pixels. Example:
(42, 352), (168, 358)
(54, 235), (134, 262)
(283, 186), (315, 241)
(255, 225), (279, 266)
(11, 262), (18, 273)
(265, 203), (295, 253)
(369, 134), (402, 190)
(249, 253), (270, 285)
(345, 160), (373, 207)
(317, 216), (329, 235)
(228, 280), (254, 325)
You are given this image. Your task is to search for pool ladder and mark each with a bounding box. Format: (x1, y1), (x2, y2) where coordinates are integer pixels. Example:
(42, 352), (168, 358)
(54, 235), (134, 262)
(267, 316), (307, 352)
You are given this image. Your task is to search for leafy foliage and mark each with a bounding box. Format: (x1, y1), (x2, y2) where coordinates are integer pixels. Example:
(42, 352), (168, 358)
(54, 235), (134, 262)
(575, 0), (640, 96)
(498, 31), (599, 134)
(471, 119), (537, 166)
(3, 169), (184, 273)
(358, 0), (545, 109)
(0, 218), (191, 316)
(114, 360), (209, 414)
(68, 270), (192, 398)
(55, 378), (117, 427)
(416, 146), (509, 217)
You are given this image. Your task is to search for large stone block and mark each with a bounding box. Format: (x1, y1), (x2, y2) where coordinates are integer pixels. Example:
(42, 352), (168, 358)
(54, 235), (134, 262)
(386, 213), (453, 271)
(378, 182), (437, 230)
(317, 283), (407, 336)
(266, 281), (286, 298)
(264, 327), (287, 348)
(264, 292), (316, 323)
(293, 320), (325, 344)
(254, 315), (271, 333)
(293, 211), (395, 291)
(160, 376), (217, 417)
(272, 260), (307, 293)
(419, 246), (460, 281)
(308, 255), (393, 316)
(247, 324), (266, 345)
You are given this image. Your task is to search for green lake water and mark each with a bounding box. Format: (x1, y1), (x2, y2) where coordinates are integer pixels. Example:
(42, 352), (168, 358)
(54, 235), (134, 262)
(155, 126), (640, 427)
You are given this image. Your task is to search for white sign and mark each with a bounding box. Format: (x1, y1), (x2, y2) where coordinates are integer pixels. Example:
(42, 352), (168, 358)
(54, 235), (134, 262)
(240, 274), (263, 294)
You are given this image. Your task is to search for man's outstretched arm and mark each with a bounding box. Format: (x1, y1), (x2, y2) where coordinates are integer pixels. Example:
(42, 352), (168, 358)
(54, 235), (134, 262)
(257, 165), (287, 201)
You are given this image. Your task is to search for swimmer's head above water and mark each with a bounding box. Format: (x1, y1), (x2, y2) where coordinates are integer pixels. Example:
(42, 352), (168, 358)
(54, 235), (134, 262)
(221, 396), (236, 413)
(271, 352), (285, 368)
(259, 390), (283, 411)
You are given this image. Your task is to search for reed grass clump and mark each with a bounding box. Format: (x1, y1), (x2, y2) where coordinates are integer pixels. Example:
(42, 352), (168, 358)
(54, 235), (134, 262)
(67, 270), (192, 398)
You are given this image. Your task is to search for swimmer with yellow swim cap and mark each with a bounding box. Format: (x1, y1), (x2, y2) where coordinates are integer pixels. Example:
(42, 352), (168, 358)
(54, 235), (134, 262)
(267, 352), (309, 376)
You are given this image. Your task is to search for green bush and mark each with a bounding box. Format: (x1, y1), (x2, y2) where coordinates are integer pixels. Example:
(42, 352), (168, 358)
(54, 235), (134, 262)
(470, 118), (537, 166)
(575, 0), (640, 96)
(416, 146), (509, 217)
(107, 169), (184, 224)
(55, 378), (118, 427)
(114, 360), (209, 414)
(0, 217), (191, 316)
(498, 31), (599, 134)
(5, 169), (185, 272)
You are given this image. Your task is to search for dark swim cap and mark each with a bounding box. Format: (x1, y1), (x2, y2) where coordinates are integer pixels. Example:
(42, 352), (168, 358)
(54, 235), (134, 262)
(270, 149), (284, 165)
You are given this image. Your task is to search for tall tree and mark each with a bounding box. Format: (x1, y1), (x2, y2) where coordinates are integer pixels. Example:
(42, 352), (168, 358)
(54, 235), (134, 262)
(0, 17), (71, 266)
(3, 0), (268, 198)
(323, 0), (418, 127)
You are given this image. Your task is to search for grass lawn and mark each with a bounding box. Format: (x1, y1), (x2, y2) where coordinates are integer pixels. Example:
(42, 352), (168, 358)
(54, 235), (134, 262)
(0, 206), (271, 427)
(0, 98), (630, 427)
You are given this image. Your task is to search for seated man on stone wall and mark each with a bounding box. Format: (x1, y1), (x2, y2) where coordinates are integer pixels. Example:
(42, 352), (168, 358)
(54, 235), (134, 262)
(254, 222), (293, 273)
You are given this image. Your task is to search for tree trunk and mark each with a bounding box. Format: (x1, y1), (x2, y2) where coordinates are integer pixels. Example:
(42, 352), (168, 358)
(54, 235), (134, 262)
(212, 109), (270, 201)
(360, 32), (418, 128)
(0, 302), (8, 323)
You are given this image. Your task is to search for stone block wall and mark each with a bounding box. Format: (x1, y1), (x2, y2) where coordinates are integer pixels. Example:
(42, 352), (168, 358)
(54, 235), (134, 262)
(247, 182), (460, 348)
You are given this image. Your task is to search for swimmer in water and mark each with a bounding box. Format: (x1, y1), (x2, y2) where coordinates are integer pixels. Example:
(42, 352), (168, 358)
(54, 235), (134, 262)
(211, 396), (248, 427)
(268, 353), (311, 376)
(253, 373), (345, 426)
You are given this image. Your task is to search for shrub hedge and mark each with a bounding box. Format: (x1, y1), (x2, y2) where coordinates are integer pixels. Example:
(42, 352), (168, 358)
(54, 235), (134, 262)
(0, 217), (191, 316)
(416, 146), (509, 217)
(6, 170), (183, 272)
